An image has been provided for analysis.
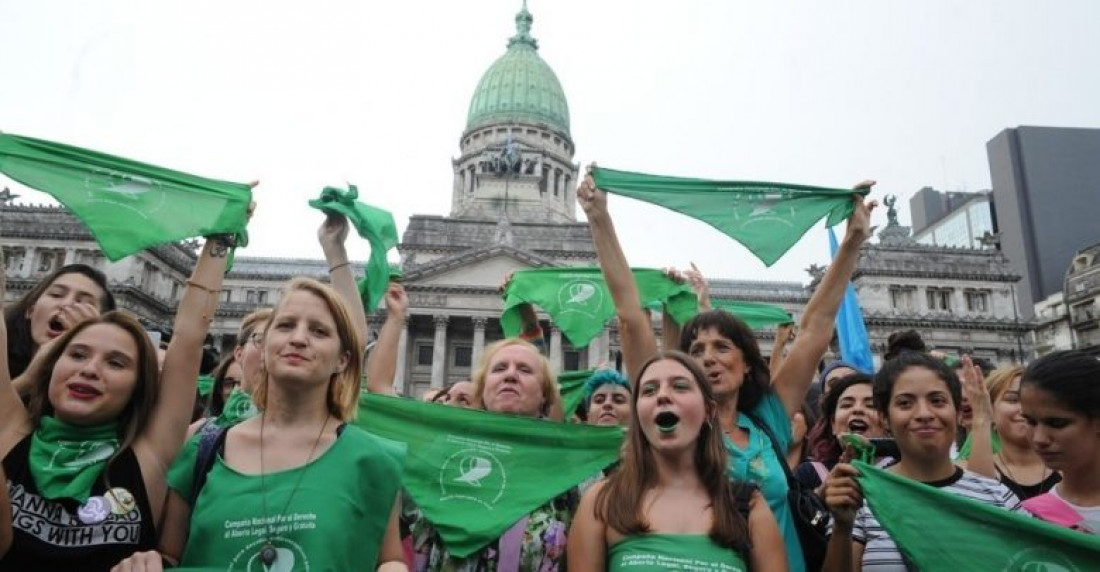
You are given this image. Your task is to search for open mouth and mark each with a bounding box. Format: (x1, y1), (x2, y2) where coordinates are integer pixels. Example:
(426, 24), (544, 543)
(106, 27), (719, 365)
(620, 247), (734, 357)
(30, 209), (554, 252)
(47, 317), (65, 337)
(847, 418), (870, 434)
(67, 383), (102, 399)
(655, 411), (680, 434)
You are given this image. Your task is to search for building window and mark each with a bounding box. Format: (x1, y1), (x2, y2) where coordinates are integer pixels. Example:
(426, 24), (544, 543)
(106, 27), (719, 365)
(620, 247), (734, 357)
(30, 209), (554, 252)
(245, 290), (269, 304)
(564, 350), (581, 372)
(965, 290), (989, 313)
(889, 286), (916, 312)
(453, 346), (472, 368)
(221, 290), (232, 303)
(926, 288), (953, 311)
(417, 344), (434, 366)
(3, 248), (24, 273)
(38, 251), (61, 273)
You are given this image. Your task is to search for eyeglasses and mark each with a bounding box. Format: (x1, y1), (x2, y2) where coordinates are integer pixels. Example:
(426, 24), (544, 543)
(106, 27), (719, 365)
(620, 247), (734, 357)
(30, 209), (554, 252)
(247, 332), (264, 347)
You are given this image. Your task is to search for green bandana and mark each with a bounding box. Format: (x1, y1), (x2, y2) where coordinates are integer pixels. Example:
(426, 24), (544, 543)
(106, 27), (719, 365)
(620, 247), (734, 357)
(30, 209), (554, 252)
(308, 185), (399, 312)
(854, 460), (1100, 568)
(29, 416), (120, 502)
(711, 299), (793, 329)
(356, 394), (623, 557)
(0, 133), (252, 261)
(216, 388), (258, 427)
(590, 166), (867, 266)
(196, 374), (214, 398)
(557, 369), (596, 420)
(955, 430), (1002, 461)
(501, 267), (698, 347)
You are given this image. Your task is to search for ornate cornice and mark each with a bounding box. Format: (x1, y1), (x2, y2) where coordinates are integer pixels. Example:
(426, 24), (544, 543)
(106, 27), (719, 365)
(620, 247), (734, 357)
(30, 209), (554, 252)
(402, 243), (558, 282)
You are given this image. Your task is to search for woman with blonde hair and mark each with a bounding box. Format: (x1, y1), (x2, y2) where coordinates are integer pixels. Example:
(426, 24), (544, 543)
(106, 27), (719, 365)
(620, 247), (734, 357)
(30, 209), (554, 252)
(568, 351), (785, 571)
(406, 337), (573, 570)
(985, 365), (1060, 500)
(114, 278), (406, 571)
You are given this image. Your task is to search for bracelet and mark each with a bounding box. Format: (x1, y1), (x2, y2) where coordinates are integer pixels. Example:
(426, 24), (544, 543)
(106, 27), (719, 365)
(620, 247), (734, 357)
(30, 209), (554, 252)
(186, 280), (221, 294)
(329, 261), (352, 273)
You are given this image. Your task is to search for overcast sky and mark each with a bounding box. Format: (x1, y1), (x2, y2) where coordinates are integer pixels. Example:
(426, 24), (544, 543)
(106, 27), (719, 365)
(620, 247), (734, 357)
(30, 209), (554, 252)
(2, 0), (1098, 284)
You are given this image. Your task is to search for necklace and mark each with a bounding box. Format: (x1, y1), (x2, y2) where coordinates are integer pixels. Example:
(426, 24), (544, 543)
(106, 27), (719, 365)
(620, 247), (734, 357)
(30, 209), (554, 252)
(996, 452), (1052, 492)
(257, 413), (330, 566)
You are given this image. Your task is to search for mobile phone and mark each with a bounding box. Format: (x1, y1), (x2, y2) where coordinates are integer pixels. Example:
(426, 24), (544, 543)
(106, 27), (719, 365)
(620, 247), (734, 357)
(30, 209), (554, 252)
(868, 437), (901, 460)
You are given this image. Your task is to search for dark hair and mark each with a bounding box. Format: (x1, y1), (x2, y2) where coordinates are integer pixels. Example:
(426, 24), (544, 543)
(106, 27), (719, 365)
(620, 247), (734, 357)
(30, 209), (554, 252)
(884, 329), (926, 361)
(5, 264), (115, 377)
(807, 373), (873, 465)
(873, 351), (962, 415)
(206, 355), (239, 416)
(1021, 350), (1100, 418)
(679, 310), (771, 412)
(595, 351), (749, 551)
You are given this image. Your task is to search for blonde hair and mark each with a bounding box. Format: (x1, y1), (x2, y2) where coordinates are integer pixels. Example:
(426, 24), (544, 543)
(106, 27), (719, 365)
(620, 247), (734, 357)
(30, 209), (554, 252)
(986, 365), (1025, 404)
(238, 307), (274, 344)
(471, 338), (560, 417)
(252, 278), (363, 421)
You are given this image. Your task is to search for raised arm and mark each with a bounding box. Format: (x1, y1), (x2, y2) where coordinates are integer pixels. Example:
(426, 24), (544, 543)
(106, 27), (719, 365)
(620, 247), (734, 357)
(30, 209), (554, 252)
(768, 323), (795, 381)
(135, 235), (233, 472)
(365, 282), (407, 395)
(0, 255), (31, 455)
(773, 188), (876, 417)
(320, 213), (369, 352)
(579, 171), (657, 381)
(957, 355), (995, 478)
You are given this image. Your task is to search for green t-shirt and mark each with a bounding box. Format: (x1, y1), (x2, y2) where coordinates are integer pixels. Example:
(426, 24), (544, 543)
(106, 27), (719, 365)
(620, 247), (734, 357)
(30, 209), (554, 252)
(172, 425), (405, 571)
(609, 534), (747, 571)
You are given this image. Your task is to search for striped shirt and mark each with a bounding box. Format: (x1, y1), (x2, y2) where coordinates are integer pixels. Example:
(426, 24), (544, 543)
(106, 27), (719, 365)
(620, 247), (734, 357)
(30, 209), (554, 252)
(852, 468), (1023, 571)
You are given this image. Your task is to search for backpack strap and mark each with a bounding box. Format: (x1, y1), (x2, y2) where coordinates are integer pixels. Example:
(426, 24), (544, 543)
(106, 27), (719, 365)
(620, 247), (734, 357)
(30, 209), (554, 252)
(811, 461), (830, 485)
(190, 423), (230, 506)
(1023, 493), (1087, 530)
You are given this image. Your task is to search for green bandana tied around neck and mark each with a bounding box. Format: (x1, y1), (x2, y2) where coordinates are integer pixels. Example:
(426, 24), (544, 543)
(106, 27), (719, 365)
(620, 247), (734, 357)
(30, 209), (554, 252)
(216, 388), (258, 427)
(501, 267), (698, 347)
(0, 133), (252, 261)
(308, 185), (399, 312)
(853, 460), (1100, 568)
(590, 166), (867, 266)
(29, 416), (120, 502)
(356, 394), (623, 557)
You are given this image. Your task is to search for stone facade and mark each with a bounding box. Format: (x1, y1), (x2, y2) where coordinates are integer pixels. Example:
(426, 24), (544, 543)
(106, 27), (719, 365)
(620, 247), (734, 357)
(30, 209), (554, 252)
(1064, 242), (1100, 356)
(838, 220), (1031, 366)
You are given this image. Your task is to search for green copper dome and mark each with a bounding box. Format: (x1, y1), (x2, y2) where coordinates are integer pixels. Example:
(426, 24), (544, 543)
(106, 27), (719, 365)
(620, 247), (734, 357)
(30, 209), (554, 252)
(466, 3), (570, 136)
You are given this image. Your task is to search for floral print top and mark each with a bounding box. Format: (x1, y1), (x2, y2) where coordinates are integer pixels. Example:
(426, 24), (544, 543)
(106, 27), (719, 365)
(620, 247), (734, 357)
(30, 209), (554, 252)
(404, 489), (577, 572)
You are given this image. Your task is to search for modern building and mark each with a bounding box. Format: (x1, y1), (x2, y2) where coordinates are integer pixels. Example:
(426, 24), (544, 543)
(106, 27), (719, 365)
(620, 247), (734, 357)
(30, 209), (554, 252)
(987, 126), (1100, 318)
(909, 187), (994, 249)
(1064, 242), (1100, 357)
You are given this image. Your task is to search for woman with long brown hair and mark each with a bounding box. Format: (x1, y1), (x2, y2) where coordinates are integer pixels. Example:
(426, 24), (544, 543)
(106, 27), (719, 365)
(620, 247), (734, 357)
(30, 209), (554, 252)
(578, 170), (875, 571)
(568, 351), (785, 571)
(0, 235), (232, 570)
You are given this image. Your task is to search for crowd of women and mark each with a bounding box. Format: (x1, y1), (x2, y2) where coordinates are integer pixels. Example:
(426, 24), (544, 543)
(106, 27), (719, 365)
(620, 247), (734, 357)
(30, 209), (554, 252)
(0, 172), (1096, 571)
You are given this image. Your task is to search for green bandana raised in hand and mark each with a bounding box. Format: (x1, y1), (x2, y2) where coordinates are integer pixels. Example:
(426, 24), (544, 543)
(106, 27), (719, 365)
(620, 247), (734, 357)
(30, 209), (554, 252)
(308, 185), (398, 312)
(216, 388), (259, 427)
(591, 166), (866, 266)
(501, 267), (698, 347)
(29, 416), (120, 502)
(0, 133), (252, 261)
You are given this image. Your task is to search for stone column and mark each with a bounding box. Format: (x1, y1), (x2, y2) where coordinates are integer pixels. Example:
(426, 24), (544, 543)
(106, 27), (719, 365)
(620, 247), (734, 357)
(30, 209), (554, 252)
(471, 316), (488, 367)
(63, 248), (77, 265)
(20, 246), (36, 277)
(394, 317), (409, 395)
(587, 331), (603, 369)
(549, 326), (563, 371)
(430, 315), (449, 389)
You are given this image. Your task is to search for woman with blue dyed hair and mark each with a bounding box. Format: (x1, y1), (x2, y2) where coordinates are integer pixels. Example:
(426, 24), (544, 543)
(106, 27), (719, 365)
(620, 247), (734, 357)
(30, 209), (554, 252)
(584, 369), (632, 427)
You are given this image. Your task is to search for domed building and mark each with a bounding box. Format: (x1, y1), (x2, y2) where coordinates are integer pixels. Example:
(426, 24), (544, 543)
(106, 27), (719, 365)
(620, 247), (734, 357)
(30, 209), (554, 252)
(395, 2), (602, 396)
